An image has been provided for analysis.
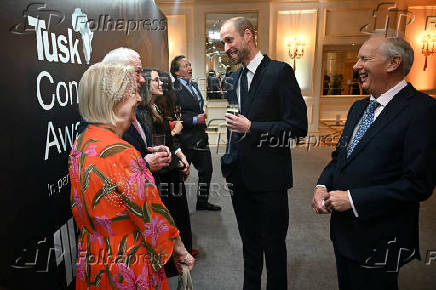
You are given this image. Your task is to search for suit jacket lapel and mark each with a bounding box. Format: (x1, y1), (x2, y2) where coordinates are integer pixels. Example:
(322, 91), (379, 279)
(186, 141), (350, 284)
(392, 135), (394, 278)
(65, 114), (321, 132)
(223, 69), (243, 155)
(176, 79), (201, 113)
(342, 84), (413, 167)
(136, 111), (151, 147)
(337, 98), (369, 166)
(227, 68), (242, 107)
(192, 82), (204, 113)
(244, 55), (270, 117)
(127, 122), (147, 153)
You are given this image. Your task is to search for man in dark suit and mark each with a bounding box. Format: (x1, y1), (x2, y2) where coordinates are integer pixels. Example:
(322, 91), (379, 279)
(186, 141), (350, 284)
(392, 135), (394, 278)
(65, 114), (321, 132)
(77, 47), (171, 173)
(122, 110), (171, 172)
(220, 17), (307, 289)
(101, 47), (171, 172)
(312, 36), (436, 290)
(170, 55), (221, 211)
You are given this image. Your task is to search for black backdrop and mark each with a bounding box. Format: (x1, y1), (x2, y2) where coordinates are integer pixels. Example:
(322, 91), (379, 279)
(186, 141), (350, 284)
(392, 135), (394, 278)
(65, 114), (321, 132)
(0, 1), (168, 288)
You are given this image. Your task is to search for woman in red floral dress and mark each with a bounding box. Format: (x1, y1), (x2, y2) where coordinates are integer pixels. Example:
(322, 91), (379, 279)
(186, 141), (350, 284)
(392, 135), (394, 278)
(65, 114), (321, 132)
(69, 62), (194, 289)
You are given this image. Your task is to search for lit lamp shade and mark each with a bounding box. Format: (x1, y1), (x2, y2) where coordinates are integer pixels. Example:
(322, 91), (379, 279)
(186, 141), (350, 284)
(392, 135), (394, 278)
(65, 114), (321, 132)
(276, 10), (317, 96)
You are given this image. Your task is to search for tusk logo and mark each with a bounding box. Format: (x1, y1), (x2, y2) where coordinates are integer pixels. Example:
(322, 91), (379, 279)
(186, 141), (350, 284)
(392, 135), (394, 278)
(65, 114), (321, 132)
(72, 8), (93, 65)
(11, 4), (93, 65)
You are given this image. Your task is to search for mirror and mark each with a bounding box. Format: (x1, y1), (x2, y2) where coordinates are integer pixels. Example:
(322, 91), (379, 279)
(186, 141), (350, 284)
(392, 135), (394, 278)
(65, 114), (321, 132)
(321, 44), (369, 96)
(205, 12), (258, 99)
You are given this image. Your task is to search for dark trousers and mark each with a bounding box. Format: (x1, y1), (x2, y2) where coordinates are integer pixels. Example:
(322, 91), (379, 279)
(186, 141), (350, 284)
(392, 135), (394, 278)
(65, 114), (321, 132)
(230, 184), (289, 290)
(158, 171), (192, 277)
(335, 248), (399, 290)
(184, 148), (213, 205)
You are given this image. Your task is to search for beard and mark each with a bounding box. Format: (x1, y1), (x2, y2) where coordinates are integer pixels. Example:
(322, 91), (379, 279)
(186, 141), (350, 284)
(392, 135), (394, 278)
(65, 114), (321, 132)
(227, 43), (250, 65)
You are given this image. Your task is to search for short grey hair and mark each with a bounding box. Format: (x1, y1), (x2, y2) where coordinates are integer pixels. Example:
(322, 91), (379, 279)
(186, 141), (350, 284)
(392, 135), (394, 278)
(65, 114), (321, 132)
(381, 37), (414, 76)
(79, 63), (136, 126)
(102, 47), (140, 66)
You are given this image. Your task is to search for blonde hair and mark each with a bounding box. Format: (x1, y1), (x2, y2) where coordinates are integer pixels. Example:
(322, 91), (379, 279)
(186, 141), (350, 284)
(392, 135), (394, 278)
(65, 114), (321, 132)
(78, 62), (136, 125)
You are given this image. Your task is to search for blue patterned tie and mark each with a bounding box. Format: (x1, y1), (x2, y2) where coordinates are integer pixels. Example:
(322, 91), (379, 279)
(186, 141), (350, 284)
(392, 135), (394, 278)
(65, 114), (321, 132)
(188, 82), (203, 111)
(347, 100), (380, 157)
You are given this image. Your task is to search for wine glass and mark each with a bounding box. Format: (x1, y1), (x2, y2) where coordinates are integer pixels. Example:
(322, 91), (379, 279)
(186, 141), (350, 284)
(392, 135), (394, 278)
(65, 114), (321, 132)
(152, 134), (165, 148)
(226, 104), (239, 116)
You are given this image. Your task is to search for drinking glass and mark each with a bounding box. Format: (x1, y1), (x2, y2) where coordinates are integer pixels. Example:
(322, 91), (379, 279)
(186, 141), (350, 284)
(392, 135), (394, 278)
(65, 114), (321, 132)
(152, 134), (165, 147)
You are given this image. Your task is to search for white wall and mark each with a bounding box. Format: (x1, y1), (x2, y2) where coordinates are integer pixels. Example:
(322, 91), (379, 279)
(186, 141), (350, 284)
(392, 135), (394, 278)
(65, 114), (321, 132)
(157, 0), (434, 132)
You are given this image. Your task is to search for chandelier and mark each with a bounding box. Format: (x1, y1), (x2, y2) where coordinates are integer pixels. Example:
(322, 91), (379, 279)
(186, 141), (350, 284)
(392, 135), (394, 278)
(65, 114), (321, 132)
(287, 36), (305, 72)
(421, 31), (436, 71)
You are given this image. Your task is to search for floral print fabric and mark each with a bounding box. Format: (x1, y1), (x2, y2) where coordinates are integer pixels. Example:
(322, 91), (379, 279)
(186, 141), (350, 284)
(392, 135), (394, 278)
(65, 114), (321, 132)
(69, 124), (179, 289)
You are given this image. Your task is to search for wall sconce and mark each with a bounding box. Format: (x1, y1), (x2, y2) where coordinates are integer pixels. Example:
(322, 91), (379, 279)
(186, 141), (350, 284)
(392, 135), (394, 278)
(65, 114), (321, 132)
(287, 36), (305, 72)
(421, 32), (436, 71)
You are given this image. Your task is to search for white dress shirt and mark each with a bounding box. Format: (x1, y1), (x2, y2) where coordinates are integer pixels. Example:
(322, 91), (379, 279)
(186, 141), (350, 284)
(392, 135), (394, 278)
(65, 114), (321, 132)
(133, 120), (147, 146)
(236, 51), (264, 111)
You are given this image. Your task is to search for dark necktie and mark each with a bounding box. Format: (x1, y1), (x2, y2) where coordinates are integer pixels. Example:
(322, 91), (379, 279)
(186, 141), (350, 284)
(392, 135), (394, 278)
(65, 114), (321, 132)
(240, 67), (249, 113)
(347, 100), (380, 157)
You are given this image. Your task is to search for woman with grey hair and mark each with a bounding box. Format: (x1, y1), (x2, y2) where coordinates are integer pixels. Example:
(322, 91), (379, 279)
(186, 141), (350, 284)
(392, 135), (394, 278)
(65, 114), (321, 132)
(69, 62), (194, 289)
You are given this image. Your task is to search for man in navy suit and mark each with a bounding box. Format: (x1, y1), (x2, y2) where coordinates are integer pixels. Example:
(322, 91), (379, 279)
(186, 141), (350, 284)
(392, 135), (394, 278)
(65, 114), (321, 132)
(220, 17), (307, 289)
(312, 36), (436, 289)
(170, 56), (221, 211)
(77, 47), (171, 173)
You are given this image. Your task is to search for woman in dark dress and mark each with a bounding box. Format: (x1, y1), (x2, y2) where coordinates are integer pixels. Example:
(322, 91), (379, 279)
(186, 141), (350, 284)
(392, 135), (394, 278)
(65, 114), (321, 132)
(139, 68), (193, 277)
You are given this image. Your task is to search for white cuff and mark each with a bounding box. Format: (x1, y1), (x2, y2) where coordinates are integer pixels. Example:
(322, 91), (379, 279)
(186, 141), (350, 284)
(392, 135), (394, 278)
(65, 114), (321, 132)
(175, 148), (181, 155)
(348, 190), (359, 217)
(317, 185), (329, 211)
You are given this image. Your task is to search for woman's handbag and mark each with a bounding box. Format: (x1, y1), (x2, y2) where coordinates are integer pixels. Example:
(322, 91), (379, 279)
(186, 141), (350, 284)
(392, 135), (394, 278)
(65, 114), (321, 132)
(177, 264), (193, 290)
